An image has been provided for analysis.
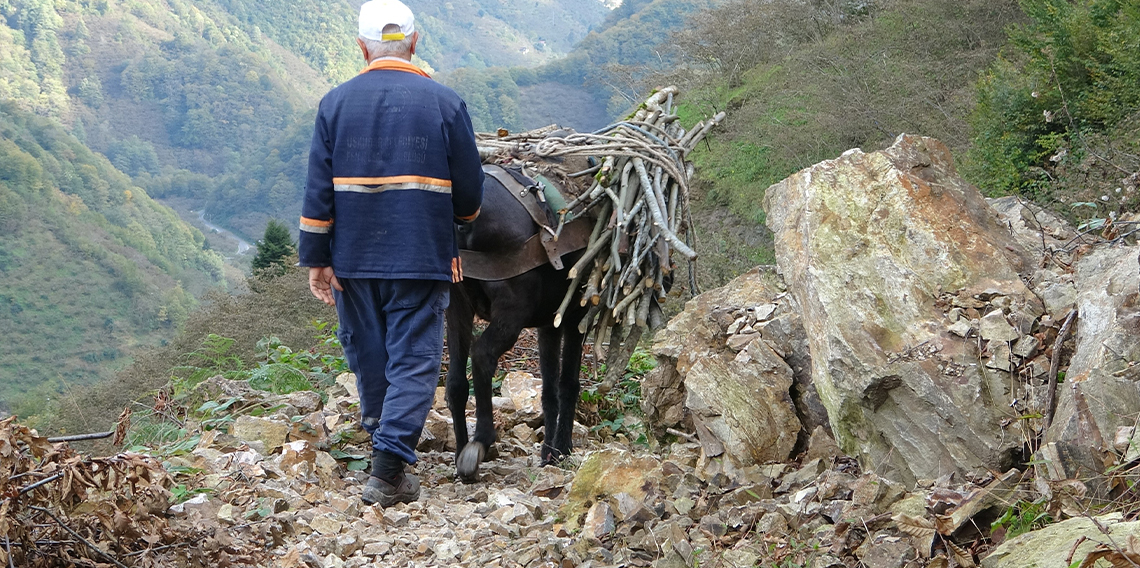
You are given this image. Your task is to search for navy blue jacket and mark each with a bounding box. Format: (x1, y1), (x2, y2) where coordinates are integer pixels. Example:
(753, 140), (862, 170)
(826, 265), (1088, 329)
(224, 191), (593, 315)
(298, 58), (484, 281)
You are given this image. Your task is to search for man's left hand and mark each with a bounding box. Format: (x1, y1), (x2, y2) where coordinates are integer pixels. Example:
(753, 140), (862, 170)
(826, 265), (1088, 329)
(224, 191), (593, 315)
(309, 266), (343, 306)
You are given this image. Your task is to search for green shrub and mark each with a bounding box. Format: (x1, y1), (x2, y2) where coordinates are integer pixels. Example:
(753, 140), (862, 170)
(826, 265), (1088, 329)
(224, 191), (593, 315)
(965, 0), (1140, 198)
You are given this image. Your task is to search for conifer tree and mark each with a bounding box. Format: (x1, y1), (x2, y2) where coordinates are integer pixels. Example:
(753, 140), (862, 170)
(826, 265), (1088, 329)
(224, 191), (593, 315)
(252, 219), (295, 274)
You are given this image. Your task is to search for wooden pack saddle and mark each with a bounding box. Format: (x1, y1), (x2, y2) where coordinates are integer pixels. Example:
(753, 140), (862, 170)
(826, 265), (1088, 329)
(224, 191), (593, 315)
(459, 165), (593, 281)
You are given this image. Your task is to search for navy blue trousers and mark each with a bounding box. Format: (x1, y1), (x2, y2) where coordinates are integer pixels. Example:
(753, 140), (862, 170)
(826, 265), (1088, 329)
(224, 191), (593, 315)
(333, 278), (449, 465)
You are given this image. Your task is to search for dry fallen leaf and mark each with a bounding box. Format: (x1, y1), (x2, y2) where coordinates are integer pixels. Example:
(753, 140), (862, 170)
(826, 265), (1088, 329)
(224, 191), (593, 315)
(947, 540), (976, 568)
(893, 513), (938, 540)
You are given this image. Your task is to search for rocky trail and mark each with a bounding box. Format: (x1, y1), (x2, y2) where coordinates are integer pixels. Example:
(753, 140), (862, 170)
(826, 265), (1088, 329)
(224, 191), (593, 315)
(3, 134), (1138, 568)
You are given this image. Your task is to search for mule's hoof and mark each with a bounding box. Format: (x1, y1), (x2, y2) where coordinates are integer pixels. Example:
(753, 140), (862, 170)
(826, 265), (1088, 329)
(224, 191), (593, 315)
(456, 442), (485, 482)
(541, 445), (569, 467)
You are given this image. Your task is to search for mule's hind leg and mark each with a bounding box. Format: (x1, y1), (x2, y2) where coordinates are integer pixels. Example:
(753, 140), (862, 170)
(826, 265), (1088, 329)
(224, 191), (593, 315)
(457, 317), (524, 480)
(445, 286), (475, 461)
(548, 326), (584, 464)
(537, 326), (563, 465)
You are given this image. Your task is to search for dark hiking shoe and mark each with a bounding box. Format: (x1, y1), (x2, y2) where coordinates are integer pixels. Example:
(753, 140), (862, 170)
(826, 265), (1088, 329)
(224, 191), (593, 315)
(361, 473), (420, 507)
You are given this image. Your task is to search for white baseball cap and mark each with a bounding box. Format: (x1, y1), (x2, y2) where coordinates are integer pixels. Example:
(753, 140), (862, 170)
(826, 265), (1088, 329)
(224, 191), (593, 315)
(359, 0), (415, 42)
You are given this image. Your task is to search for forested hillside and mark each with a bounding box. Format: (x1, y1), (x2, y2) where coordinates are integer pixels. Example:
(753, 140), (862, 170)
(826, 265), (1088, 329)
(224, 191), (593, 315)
(0, 0), (616, 417)
(0, 102), (224, 416)
(679, 0), (1023, 226)
(668, 0), (1138, 284)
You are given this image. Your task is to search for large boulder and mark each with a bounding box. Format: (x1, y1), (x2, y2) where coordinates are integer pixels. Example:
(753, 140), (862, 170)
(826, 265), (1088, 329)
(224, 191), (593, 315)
(1042, 244), (1140, 481)
(763, 134), (1040, 484)
(642, 267), (810, 465)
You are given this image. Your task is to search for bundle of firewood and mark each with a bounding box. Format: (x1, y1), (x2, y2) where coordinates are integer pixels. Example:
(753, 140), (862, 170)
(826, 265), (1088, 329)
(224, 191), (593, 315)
(477, 87), (725, 388)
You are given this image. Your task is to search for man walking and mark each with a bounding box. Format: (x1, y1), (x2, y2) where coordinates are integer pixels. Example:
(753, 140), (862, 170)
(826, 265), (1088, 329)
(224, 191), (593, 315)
(299, 0), (484, 507)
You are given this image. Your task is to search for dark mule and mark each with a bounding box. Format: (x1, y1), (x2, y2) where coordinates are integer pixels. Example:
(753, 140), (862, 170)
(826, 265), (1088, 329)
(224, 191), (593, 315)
(446, 170), (589, 481)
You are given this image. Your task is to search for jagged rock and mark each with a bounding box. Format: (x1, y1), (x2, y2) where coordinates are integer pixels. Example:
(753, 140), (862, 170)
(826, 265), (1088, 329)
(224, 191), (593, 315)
(582, 502), (615, 541)
(564, 450), (661, 526)
(279, 440), (319, 476)
(611, 492), (657, 525)
(986, 342), (1015, 371)
(418, 409), (455, 452)
(755, 511), (788, 535)
(195, 375), (265, 401)
(803, 426), (842, 463)
(720, 548), (761, 568)
(285, 391), (323, 415)
(168, 493), (213, 516)
(812, 555), (847, 568)
(980, 310), (1020, 343)
(289, 411), (330, 447)
(1045, 245), (1140, 483)
(217, 502), (238, 525)
(382, 508), (410, 527)
(851, 473), (906, 515)
(776, 458), (827, 494)
(857, 534), (916, 568)
(987, 197), (1076, 260)
(1114, 426), (1140, 461)
(362, 542), (390, 556)
(948, 320), (973, 338)
(500, 371), (543, 426)
(982, 514), (1140, 568)
(232, 415), (290, 452)
(309, 514), (344, 535)
(644, 267), (806, 465)
(764, 134), (1037, 484)
(314, 450), (342, 490)
(640, 362), (686, 435)
(510, 423), (536, 445)
(1037, 278), (1079, 318)
(1012, 335), (1040, 359)
(335, 372), (359, 399)
(725, 330), (759, 351)
(276, 440), (340, 489)
(888, 494), (926, 519)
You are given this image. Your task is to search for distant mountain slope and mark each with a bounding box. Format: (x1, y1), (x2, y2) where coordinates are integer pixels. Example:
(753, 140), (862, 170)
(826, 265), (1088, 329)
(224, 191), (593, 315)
(409, 0), (610, 70)
(0, 0), (616, 238)
(442, 0), (717, 131)
(198, 0), (611, 84)
(0, 102), (225, 416)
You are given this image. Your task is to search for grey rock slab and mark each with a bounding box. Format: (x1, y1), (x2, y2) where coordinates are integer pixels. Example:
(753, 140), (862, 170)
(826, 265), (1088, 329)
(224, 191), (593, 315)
(980, 310), (1021, 343)
(1037, 281), (1078, 318)
(285, 390), (323, 415)
(764, 134), (1037, 485)
(987, 197), (1076, 262)
(1012, 335), (1040, 359)
(851, 473), (906, 515)
(948, 319), (974, 338)
(1045, 245), (1140, 483)
(985, 342), (1014, 372)
(982, 514), (1140, 568)
(858, 534), (916, 568)
(776, 458), (827, 493)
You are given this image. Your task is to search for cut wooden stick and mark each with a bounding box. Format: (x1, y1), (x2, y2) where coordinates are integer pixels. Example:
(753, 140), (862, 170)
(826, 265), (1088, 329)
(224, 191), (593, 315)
(1045, 309), (1078, 429)
(633, 158), (697, 260)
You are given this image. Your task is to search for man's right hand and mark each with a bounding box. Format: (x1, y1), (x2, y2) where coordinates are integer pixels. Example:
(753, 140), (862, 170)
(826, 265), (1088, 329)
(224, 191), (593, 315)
(308, 266), (343, 307)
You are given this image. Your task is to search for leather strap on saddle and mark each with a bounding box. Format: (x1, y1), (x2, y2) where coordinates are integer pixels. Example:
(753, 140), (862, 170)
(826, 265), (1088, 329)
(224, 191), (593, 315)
(481, 165), (566, 269)
(460, 217), (593, 281)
